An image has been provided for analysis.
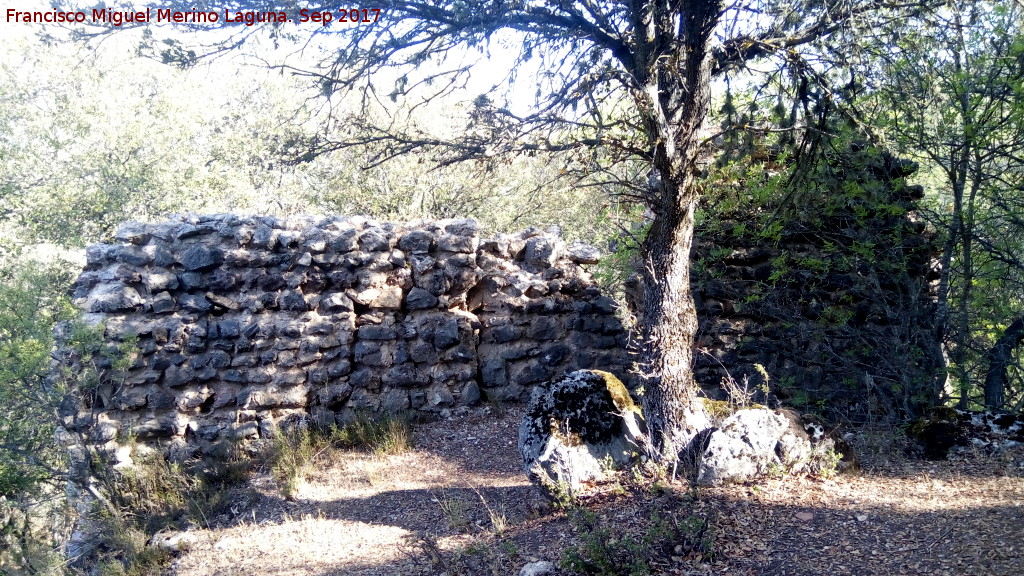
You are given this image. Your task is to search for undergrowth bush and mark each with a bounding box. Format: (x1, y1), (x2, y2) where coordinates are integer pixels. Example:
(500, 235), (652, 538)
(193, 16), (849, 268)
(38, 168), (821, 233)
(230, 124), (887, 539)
(560, 466), (715, 576)
(560, 504), (714, 576)
(337, 412), (412, 455)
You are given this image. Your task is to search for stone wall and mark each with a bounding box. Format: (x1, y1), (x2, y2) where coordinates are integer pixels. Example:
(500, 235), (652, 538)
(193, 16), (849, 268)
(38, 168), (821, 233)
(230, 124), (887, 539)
(686, 147), (942, 423)
(58, 215), (629, 458)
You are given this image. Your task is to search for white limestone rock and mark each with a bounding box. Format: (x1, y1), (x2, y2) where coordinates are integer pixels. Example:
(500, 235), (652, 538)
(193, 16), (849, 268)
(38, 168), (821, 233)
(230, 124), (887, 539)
(697, 407), (814, 485)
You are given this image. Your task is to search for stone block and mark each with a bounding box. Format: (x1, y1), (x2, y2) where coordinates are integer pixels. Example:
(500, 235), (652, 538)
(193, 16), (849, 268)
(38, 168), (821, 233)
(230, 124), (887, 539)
(86, 284), (142, 313)
(179, 294), (212, 313)
(318, 382), (353, 409)
(274, 369), (307, 387)
(433, 317), (461, 349)
(425, 385), (455, 409)
(510, 362), (551, 386)
(354, 340), (387, 366)
(327, 359), (352, 378)
(437, 232), (478, 253)
(567, 242), (601, 264)
(178, 245), (224, 271)
(526, 316), (562, 341)
(398, 229), (435, 254)
(348, 388), (380, 410)
(307, 367), (329, 385)
(406, 287), (438, 310)
(371, 285), (403, 309)
(538, 344), (570, 366)
(523, 236), (560, 268)
(164, 365), (196, 387)
(280, 290), (308, 311)
(409, 340), (438, 364)
(460, 381), (481, 406)
(382, 388), (410, 413)
(480, 358), (507, 388)
(320, 292), (354, 313)
(487, 324), (520, 343)
(222, 369), (248, 383)
(518, 370), (643, 499)
(358, 228), (390, 252)
(414, 269), (451, 296)
(150, 291), (175, 314)
(442, 345), (475, 363)
(381, 363), (418, 387)
(114, 221), (151, 245)
(359, 325), (397, 340)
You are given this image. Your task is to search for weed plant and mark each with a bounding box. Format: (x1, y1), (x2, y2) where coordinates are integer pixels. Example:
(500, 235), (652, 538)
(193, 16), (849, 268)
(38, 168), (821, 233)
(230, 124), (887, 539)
(336, 412), (412, 455)
(559, 465), (715, 576)
(87, 445), (254, 576)
(265, 412), (412, 499)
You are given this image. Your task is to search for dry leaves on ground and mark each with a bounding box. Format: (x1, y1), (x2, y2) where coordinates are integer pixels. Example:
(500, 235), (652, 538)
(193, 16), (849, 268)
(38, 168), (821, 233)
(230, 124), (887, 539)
(165, 407), (1024, 576)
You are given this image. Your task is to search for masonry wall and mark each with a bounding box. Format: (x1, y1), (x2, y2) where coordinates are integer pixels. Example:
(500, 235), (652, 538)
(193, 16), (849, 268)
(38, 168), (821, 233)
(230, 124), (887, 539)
(59, 215), (629, 458)
(686, 148), (942, 423)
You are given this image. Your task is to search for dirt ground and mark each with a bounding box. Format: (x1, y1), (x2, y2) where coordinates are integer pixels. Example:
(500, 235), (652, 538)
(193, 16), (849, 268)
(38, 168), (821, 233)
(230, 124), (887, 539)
(164, 405), (1024, 576)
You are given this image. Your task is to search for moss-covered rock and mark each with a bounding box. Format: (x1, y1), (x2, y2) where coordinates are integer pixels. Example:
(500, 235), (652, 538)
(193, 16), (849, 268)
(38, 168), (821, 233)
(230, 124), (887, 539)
(518, 370), (646, 499)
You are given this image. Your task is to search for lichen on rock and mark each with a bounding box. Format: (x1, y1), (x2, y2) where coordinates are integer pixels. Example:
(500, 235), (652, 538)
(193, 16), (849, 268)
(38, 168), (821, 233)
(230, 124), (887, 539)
(518, 369), (646, 499)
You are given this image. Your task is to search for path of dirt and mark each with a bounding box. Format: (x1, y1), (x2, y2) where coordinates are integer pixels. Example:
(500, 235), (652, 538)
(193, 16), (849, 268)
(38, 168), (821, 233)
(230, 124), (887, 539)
(165, 406), (1024, 576)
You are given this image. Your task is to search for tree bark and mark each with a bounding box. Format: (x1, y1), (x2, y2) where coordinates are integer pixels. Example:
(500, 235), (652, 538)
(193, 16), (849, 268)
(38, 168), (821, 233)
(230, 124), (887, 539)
(983, 315), (1024, 410)
(631, 0), (721, 458)
(640, 194), (707, 456)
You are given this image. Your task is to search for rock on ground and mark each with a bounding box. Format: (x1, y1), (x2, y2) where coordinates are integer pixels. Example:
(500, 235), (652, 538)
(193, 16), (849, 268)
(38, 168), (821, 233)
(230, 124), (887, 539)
(519, 369), (645, 498)
(519, 560), (559, 576)
(697, 407), (815, 485)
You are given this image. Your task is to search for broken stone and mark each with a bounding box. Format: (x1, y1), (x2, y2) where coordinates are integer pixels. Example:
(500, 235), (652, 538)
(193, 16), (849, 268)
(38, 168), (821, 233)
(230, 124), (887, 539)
(696, 408), (814, 486)
(178, 245), (224, 271)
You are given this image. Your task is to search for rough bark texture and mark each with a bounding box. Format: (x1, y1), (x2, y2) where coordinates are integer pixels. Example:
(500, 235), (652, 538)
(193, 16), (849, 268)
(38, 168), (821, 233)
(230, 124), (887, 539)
(632, 0), (721, 458)
(983, 315), (1024, 409)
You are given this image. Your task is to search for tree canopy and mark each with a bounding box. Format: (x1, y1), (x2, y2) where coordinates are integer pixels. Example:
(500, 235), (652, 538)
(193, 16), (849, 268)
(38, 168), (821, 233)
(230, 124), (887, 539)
(91, 0), (949, 456)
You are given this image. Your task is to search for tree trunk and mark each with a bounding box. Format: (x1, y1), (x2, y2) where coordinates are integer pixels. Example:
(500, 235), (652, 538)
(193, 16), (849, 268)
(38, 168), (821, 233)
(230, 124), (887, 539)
(983, 315), (1024, 410)
(632, 0), (721, 459)
(639, 187), (706, 457)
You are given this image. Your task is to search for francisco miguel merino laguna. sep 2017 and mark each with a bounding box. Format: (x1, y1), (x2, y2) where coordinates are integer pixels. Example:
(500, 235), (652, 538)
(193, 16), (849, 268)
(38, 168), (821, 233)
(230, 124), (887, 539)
(5, 7), (381, 27)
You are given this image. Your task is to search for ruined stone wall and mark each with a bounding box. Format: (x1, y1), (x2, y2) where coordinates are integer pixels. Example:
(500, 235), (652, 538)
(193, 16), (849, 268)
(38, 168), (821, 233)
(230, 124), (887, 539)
(59, 215), (629, 458)
(688, 148), (942, 423)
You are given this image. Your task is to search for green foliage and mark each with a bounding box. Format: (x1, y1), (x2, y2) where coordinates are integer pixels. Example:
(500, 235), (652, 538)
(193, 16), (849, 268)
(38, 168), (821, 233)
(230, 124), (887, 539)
(0, 261), (77, 497)
(693, 134), (944, 421)
(1, 30), (617, 259)
(810, 447), (844, 480)
(92, 514), (172, 576)
(89, 448), (252, 576)
(592, 204), (649, 295)
(264, 413), (411, 499)
(266, 426), (321, 501)
(864, 0), (1024, 409)
(335, 412), (412, 455)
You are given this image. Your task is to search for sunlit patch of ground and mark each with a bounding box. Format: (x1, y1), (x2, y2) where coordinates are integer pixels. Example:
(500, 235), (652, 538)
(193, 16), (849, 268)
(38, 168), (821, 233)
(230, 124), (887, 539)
(166, 408), (1024, 576)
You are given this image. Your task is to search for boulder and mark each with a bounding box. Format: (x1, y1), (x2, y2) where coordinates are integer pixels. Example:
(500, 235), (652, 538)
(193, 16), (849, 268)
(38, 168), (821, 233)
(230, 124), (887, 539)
(566, 242), (601, 264)
(912, 407), (1024, 459)
(519, 370), (645, 499)
(85, 283), (143, 313)
(519, 560), (558, 576)
(696, 408), (813, 485)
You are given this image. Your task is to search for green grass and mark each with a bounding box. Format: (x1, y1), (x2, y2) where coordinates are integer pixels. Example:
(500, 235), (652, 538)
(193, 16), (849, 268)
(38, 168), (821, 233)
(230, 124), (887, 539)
(87, 446), (254, 576)
(265, 412), (412, 499)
